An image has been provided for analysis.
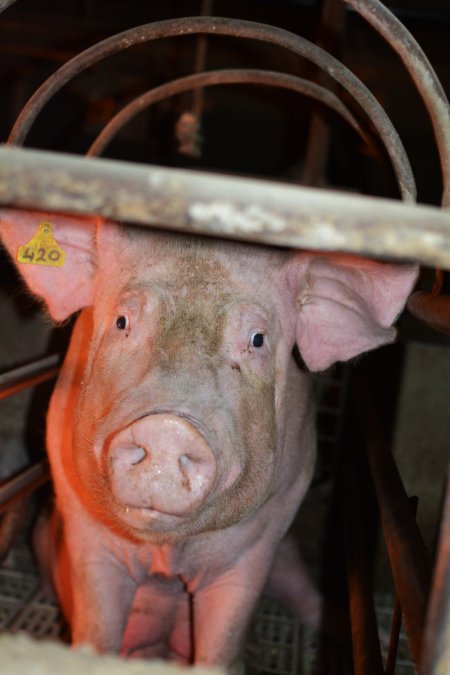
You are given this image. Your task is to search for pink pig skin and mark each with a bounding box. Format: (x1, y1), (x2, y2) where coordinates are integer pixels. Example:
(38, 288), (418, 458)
(0, 210), (417, 671)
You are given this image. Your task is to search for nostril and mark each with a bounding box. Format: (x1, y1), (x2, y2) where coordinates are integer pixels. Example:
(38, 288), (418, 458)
(179, 453), (192, 468)
(178, 454), (193, 493)
(129, 446), (147, 466)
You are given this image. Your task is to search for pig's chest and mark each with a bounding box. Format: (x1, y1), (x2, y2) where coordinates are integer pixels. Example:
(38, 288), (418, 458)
(123, 573), (191, 661)
(120, 546), (193, 660)
(127, 541), (201, 586)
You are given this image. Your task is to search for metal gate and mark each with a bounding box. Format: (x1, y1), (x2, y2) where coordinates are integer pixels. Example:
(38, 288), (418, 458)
(0, 1), (449, 673)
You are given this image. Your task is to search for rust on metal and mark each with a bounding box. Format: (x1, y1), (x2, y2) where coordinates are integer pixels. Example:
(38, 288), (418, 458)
(344, 462), (384, 675)
(356, 381), (431, 668)
(420, 470), (450, 675)
(302, 0), (347, 187)
(0, 500), (28, 562)
(0, 461), (50, 515)
(0, 353), (60, 400)
(407, 291), (450, 336)
(385, 496), (419, 675)
(177, 0), (213, 157)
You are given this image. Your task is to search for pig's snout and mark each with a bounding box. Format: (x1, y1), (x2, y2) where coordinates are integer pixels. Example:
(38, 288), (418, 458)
(108, 414), (217, 517)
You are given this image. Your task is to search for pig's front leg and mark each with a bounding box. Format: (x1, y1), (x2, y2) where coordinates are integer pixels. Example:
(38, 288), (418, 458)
(66, 545), (137, 653)
(70, 564), (136, 652)
(192, 561), (269, 673)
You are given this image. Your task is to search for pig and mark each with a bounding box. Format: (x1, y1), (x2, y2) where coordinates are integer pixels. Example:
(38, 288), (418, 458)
(0, 208), (417, 671)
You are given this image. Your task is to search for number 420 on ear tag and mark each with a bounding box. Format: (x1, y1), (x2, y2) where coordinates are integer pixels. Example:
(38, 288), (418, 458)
(17, 221), (65, 267)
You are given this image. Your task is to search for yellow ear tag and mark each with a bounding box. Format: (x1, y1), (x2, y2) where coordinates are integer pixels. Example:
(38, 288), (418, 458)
(17, 221), (65, 267)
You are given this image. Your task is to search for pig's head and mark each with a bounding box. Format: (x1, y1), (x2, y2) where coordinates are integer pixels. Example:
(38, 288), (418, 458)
(0, 209), (417, 543)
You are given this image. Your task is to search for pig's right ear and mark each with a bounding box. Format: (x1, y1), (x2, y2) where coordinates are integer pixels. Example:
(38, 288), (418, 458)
(0, 208), (113, 321)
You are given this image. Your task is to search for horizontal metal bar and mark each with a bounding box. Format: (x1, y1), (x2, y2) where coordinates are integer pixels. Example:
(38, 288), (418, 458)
(0, 460), (50, 514)
(0, 353), (60, 400)
(0, 147), (450, 268)
(356, 380), (431, 668)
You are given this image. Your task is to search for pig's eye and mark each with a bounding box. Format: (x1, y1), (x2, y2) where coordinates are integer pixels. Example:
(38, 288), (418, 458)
(250, 332), (264, 348)
(116, 315), (129, 331)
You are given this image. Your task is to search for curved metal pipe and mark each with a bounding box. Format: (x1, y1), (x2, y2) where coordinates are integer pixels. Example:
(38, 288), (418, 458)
(7, 16), (416, 202)
(87, 68), (368, 157)
(0, 0), (19, 14)
(345, 0), (450, 208)
(407, 291), (450, 336)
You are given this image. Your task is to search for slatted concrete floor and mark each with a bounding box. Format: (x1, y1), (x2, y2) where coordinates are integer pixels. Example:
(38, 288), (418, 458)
(0, 538), (306, 674)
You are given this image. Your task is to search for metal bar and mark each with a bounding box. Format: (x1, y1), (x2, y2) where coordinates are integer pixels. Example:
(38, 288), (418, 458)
(6, 16), (416, 202)
(1, 147), (449, 267)
(0, 353), (60, 400)
(191, 0), (212, 116)
(0, 0), (18, 13)
(87, 69), (367, 157)
(344, 463), (384, 675)
(356, 381), (431, 668)
(420, 469), (450, 675)
(407, 291), (450, 336)
(385, 496), (419, 675)
(0, 499), (28, 561)
(345, 0), (450, 207)
(176, 0), (213, 158)
(384, 596), (402, 675)
(0, 461), (50, 514)
(302, 0), (347, 187)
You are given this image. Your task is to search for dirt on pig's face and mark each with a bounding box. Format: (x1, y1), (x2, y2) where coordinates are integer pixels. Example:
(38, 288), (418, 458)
(71, 228), (295, 544)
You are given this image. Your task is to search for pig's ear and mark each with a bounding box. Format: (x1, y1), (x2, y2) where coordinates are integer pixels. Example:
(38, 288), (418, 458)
(0, 208), (110, 321)
(289, 253), (418, 372)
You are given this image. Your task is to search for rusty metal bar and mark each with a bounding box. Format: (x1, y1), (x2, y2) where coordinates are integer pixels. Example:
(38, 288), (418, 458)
(385, 496), (419, 675)
(384, 596), (402, 675)
(175, 0), (213, 158)
(0, 499), (28, 561)
(302, 0), (347, 187)
(345, 0), (450, 207)
(192, 0), (212, 118)
(1, 147), (450, 267)
(344, 463), (384, 675)
(407, 291), (450, 336)
(88, 69), (367, 157)
(0, 353), (60, 400)
(0, 460), (50, 514)
(420, 469), (450, 674)
(356, 381), (431, 668)
(6, 16), (416, 202)
(176, 0), (212, 158)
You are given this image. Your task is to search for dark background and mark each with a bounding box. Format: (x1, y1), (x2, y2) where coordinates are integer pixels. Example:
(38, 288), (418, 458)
(0, 0), (448, 205)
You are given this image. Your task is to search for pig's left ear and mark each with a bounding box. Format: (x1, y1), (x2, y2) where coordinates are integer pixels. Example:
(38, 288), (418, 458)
(288, 253), (418, 372)
(0, 208), (114, 321)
